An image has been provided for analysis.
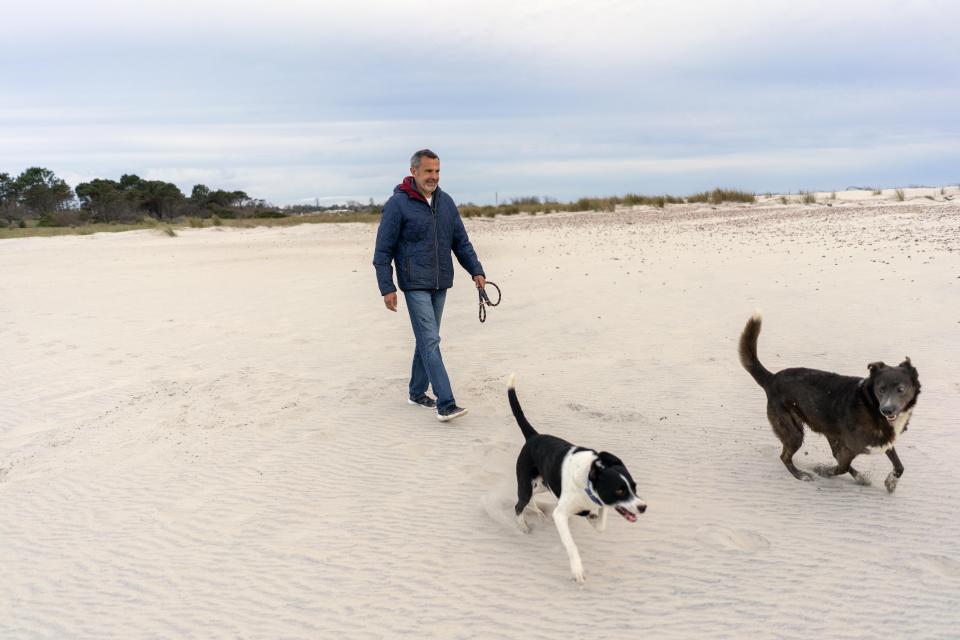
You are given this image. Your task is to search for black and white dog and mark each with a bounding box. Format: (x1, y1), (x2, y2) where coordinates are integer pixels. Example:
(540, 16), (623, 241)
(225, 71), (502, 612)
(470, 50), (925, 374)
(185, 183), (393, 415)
(508, 374), (646, 583)
(739, 311), (921, 492)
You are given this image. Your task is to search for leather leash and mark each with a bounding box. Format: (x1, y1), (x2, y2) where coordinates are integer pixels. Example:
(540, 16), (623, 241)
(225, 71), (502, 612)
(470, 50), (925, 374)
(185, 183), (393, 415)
(478, 281), (501, 323)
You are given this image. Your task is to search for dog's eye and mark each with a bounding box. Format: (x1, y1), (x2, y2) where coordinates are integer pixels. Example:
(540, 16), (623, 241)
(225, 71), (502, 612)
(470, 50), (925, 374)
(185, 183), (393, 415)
(897, 386), (905, 393)
(616, 488), (626, 497)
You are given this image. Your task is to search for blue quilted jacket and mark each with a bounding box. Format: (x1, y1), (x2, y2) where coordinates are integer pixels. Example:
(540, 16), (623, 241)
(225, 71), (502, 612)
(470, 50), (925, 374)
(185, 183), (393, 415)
(373, 177), (484, 296)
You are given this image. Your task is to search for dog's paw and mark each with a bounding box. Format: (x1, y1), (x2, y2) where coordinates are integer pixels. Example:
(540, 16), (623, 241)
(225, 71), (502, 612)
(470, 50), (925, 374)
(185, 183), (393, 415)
(570, 560), (586, 584)
(799, 471), (815, 482)
(885, 472), (900, 493)
(516, 513), (531, 533)
(854, 473), (872, 486)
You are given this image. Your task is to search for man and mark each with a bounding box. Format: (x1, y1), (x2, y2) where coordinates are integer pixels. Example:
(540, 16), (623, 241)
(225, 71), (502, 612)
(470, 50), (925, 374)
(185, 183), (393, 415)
(373, 149), (486, 422)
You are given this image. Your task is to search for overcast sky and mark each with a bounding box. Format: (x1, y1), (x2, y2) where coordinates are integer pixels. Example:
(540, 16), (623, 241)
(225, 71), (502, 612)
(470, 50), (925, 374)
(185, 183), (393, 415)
(2, 0), (958, 205)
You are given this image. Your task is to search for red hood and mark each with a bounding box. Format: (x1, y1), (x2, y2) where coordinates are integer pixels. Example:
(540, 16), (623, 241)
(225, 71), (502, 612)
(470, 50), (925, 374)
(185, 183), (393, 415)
(397, 176), (428, 203)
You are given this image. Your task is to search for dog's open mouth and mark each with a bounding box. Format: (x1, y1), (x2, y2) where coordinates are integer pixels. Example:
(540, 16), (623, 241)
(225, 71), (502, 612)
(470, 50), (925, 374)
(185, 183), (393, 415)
(885, 413), (900, 424)
(615, 506), (638, 522)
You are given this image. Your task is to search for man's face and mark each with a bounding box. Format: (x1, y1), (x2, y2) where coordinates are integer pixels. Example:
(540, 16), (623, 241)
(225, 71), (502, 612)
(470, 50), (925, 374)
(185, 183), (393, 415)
(411, 157), (440, 196)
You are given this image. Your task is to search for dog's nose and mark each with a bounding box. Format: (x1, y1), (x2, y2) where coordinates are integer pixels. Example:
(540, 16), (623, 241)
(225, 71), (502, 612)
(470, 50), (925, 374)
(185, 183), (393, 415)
(637, 504), (647, 514)
(881, 407), (895, 417)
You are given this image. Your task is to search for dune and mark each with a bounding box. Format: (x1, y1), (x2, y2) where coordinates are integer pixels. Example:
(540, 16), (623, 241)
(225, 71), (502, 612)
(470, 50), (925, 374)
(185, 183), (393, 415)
(1, 193), (959, 638)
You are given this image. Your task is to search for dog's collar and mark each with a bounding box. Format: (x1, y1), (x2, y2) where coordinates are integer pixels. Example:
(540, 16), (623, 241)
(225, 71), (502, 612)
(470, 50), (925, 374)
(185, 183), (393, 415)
(585, 481), (603, 507)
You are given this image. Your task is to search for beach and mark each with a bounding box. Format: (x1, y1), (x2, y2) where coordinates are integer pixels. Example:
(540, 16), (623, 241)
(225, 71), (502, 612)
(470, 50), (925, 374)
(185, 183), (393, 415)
(2, 191), (959, 639)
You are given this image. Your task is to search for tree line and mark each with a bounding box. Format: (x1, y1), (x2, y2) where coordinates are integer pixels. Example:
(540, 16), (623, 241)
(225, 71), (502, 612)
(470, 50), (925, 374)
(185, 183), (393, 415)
(2, 165), (770, 232)
(0, 166), (264, 227)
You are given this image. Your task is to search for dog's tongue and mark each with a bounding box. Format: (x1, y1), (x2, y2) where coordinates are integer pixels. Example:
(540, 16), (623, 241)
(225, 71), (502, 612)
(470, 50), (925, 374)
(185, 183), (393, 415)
(616, 507), (638, 522)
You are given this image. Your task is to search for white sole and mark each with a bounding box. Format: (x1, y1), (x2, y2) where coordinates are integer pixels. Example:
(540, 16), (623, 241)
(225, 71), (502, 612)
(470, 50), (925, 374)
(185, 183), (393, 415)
(437, 408), (468, 422)
(407, 398), (435, 409)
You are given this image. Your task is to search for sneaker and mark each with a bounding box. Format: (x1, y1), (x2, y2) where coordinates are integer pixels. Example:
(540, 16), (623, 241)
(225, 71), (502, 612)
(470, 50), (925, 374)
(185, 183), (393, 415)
(437, 404), (468, 422)
(408, 395), (437, 409)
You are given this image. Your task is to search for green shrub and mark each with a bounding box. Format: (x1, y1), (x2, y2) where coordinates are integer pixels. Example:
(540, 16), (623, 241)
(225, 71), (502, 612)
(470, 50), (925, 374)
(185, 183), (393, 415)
(687, 188), (756, 204)
(621, 193), (681, 207)
(209, 207), (236, 219)
(571, 197), (594, 211)
(37, 210), (83, 227)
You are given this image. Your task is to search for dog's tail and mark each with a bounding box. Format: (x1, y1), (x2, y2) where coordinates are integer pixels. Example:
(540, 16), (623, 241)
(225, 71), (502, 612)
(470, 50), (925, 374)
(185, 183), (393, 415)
(507, 373), (538, 441)
(739, 311), (775, 389)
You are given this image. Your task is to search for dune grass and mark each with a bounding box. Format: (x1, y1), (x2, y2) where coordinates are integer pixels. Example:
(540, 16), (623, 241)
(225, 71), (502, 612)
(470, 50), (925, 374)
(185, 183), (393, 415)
(457, 193), (686, 218)
(686, 188), (756, 204)
(0, 221), (154, 239)
(0, 212), (383, 240)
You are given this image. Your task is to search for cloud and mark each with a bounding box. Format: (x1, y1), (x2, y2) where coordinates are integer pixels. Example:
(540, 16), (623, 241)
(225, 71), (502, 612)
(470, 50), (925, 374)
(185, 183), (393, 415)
(1, 1), (958, 203)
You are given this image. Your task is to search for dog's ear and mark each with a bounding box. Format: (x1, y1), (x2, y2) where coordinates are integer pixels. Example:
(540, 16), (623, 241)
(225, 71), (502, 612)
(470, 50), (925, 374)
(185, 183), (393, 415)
(597, 451), (624, 469)
(867, 361), (886, 374)
(900, 356), (921, 392)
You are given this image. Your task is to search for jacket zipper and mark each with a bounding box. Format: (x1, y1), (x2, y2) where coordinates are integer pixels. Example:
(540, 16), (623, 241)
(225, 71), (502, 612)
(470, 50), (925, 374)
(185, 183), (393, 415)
(431, 191), (439, 289)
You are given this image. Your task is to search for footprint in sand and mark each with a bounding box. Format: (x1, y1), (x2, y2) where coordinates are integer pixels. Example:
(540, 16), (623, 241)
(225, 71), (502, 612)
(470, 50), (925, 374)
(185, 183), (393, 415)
(695, 525), (771, 553)
(912, 553), (960, 579)
(567, 402), (646, 423)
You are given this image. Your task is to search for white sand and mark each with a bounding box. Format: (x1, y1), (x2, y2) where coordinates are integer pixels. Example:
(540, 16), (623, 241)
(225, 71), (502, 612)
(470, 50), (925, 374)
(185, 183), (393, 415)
(2, 192), (959, 638)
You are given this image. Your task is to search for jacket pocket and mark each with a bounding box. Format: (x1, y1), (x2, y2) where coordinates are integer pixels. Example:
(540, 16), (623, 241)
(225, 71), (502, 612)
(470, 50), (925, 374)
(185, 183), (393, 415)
(438, 255), (453, 279)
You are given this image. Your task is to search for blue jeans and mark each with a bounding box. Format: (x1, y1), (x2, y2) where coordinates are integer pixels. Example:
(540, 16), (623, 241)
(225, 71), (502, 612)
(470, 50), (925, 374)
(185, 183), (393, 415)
(404, 289), (455, 411)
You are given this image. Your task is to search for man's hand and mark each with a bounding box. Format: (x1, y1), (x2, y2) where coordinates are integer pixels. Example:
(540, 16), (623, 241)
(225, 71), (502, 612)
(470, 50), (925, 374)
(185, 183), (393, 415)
(473, 275), (486, 289)
(384, 292), (398, 312)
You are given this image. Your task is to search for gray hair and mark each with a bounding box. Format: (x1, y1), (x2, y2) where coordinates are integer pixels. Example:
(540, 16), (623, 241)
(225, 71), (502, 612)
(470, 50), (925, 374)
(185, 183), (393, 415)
(410, 148), (439, 169)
